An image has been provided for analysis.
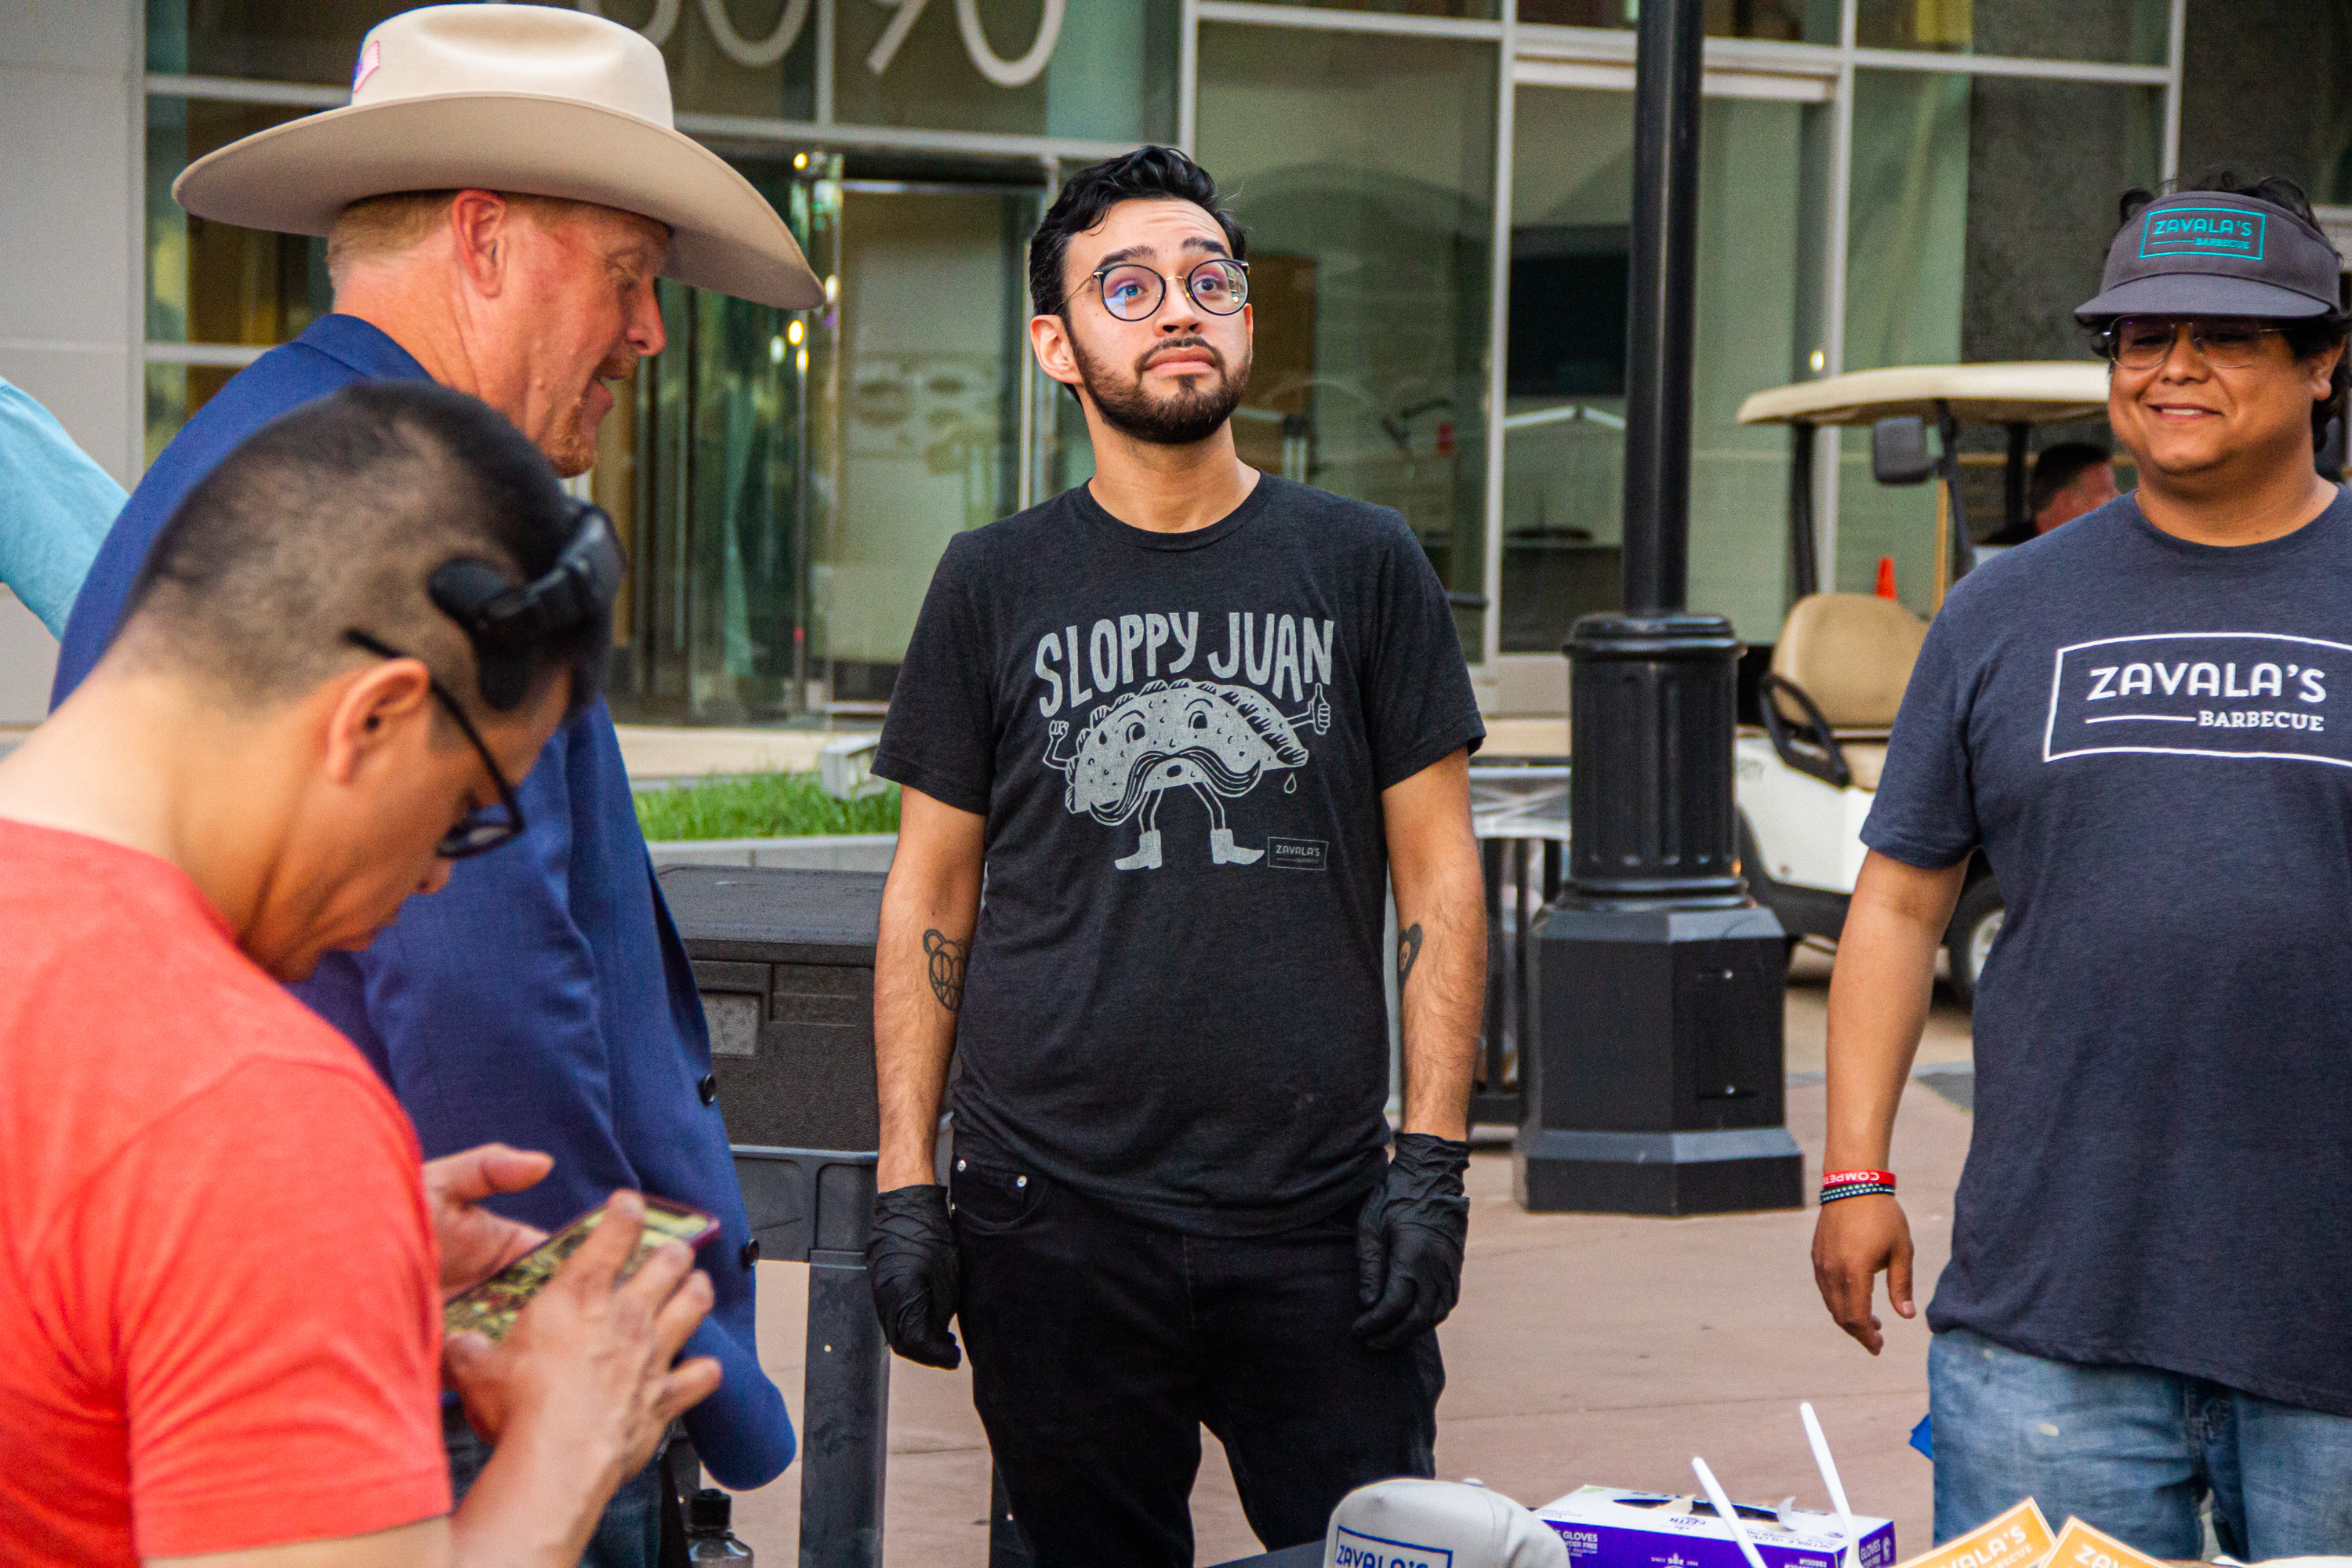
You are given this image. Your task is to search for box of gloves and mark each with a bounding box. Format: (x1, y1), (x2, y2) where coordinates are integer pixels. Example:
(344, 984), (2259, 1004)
(1534, 1486), (1895, 1568)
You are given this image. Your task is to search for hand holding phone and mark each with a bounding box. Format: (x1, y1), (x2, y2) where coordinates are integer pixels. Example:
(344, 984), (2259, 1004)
(440, 1191), (724, 1559)
(424, 1142), (557, 1298)
(443, 1193), (718, 1342)
(442, 1192), (721, 1450)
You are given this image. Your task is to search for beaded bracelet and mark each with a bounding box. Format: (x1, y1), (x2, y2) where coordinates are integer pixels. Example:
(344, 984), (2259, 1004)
(1820, 1168), (1896, 1203)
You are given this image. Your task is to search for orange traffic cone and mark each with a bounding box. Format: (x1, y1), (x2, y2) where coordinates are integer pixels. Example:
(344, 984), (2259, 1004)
(1875, 557), (1897, 599)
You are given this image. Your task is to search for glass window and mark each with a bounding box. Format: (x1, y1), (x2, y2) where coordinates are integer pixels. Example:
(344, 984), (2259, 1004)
(150, 0), (411, 80)
(2180, 0), (2352, 206)
(830, 0), (1178, 144)
(604, 158), (837, 724)
(150, 0), (817, 118)
(601, 0), (818, 121)
(1837, 71), (2159, 604)
(144, 95), (331, 459)
(1501, 83), (1821, 653)
(1196, 21), (1497, 662)
(1854, 0), (2169, 64)
(1518, 0), (1839, 44)
(147, 96), (330, 347)
(1500, 85), (1629, 655)
(1836, 71), (1968, 611)
(1247, 0), (1499, 17)
(813, 184), (1036, 711)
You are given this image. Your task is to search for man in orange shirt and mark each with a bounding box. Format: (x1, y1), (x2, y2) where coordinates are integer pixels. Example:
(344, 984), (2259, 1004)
(0, 380), (719, 1566)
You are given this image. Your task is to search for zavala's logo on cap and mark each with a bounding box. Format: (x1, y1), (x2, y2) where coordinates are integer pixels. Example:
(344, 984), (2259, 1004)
(2140, 205), (2265, 262)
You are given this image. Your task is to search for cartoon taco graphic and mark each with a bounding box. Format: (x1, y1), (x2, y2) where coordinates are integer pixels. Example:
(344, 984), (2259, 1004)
(1044, 678), (1330, 869)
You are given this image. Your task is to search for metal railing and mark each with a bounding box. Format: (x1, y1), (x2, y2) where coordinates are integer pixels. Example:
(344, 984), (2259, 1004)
(1467, 759), (1568, 1129)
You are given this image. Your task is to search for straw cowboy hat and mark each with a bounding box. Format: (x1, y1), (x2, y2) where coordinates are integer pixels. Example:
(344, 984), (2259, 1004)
(172, 4), (822, 310)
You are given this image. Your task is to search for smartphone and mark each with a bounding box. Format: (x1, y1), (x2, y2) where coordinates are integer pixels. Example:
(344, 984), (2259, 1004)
(442, 1196), (720, 1343)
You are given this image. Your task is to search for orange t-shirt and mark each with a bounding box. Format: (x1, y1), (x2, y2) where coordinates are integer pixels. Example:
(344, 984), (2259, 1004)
(0, 821), (448, 1564)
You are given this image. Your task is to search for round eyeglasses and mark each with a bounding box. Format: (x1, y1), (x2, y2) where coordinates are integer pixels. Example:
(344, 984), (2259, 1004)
(1076, 257), (1251, 322)
(2103, 317), (2288, 371)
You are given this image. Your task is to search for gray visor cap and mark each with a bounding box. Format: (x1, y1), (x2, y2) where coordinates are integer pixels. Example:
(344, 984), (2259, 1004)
(2076, 192), (2343, 324)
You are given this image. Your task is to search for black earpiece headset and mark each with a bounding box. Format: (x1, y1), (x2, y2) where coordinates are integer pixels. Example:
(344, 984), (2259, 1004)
(427, 496), (623, 712)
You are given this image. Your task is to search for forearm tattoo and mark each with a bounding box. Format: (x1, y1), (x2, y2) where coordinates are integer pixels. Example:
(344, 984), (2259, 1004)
(924, 929), (968, 1014)
(1398, 923), (1424, 989)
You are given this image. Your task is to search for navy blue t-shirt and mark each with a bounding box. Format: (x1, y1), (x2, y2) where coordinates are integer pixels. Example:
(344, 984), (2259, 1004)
(876, 477), (1484, 1234)
(1864, 487), (2352, 1416)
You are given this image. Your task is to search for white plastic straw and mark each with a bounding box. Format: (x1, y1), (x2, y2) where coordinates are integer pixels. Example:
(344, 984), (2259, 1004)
(1692, 1457), (1773, 1568)
(1800, 1403), (1863, 1568)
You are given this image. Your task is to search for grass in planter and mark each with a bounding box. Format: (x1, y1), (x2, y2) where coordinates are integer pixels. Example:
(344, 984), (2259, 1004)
(633, 769), (901, 841)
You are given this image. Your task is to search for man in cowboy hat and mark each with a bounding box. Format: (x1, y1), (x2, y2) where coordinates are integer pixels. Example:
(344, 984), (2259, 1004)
(50, 7), (824, 1561)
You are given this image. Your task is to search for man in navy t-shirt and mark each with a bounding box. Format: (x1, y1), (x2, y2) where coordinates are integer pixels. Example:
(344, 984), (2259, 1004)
(1813, 177), (2352, 1556)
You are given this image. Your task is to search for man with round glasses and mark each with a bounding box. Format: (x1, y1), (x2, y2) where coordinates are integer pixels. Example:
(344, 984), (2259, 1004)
(863, 146), (1490, 1563)
(1814, 175), (2352, 1555)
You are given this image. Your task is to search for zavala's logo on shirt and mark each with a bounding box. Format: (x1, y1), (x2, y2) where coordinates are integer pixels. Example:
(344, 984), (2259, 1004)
(1033, 612), (1334, 873)
(2043, 632), (2352, 767)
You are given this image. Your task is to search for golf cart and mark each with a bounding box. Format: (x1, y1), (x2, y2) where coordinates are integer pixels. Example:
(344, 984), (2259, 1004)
(1730, 361), (2111, 1002)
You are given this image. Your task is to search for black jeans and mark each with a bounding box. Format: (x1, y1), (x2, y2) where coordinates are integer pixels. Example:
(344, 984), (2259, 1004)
(952, 1141), (1443, 1567)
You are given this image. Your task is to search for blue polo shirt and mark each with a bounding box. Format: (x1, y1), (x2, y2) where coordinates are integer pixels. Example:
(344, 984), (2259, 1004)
(53, 314), (795, 1487)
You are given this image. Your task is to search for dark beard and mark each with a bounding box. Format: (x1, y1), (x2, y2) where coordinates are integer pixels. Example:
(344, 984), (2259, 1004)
(1073, 333), (1251, 447)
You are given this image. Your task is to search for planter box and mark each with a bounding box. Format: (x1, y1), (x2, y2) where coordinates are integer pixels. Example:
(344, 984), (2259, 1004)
(644, 833), (896, 873)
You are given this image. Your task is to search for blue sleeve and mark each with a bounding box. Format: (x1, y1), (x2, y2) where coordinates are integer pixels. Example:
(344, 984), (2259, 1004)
(52, 343), (359, 707)
(0, 380), (125, 637)
(296, 725), (797, 1488)
(1860, 606), (1982, 870)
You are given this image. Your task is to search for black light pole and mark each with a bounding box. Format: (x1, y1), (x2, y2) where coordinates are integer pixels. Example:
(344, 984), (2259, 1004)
(1513, 0), (1803, 1214)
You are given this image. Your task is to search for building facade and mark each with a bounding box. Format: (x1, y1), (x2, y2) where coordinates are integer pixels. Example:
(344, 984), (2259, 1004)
(4, 0), (2349, 725)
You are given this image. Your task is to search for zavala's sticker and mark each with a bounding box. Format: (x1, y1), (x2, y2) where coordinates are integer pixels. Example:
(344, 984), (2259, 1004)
(2042, 632), (2352, 767)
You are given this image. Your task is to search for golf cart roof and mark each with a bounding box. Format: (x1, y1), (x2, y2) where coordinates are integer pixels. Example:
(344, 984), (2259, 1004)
(1737, 361), (2110, 428)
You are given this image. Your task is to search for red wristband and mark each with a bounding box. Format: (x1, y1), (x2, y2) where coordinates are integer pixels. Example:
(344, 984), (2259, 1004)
(1820, 1169), (1895, 1188)
(1820, 1169), (1896, 1203)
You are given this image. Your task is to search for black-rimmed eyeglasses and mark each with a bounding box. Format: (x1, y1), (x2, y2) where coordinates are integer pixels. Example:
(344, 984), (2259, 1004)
(1068, 257), (1250, 322)
(343, 629), (526, 859)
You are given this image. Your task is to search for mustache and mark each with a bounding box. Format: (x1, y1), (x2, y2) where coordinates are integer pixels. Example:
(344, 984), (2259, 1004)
(1138, 336), (1225, 376)
(592, 350), (641, 388)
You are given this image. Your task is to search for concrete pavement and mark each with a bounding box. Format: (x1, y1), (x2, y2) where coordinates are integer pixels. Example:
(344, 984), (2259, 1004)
(722, 956), (1976, 1563)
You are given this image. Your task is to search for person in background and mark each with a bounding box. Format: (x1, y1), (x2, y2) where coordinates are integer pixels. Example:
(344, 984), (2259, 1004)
(865, 147), (1490, 1566)
(46, 10), (823, 1556)
(0, 379), (721, 1567)
(2028, 441), (2119, 533)
(1813, 175), (2352, 1555)
(0, 377), (123, 635)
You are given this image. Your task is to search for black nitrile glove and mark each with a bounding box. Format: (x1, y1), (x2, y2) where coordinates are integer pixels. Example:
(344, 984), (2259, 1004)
(867, 1184), (962, 1370)
(1353, 1133), (1472, 1351)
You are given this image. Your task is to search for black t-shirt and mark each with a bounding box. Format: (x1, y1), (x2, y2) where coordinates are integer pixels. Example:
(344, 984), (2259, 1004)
(876, 475), (1484, 1234)
(1864, 487), (2352, 1415)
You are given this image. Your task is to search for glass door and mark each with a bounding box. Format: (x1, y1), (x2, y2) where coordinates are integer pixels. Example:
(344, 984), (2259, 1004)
(601, 164), (1047, 724)
(815, 180), (1042, 715)
(600, 158), (837, 725)
(1500, 74), (1827, 655)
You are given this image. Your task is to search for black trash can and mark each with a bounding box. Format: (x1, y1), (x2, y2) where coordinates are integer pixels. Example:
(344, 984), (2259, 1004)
(660, 866), (888, 1568)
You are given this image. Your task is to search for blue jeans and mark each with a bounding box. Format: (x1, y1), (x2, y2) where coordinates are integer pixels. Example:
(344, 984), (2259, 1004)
(1930, 1327), (2352, 1558)
(443, 1400), (663, 1568)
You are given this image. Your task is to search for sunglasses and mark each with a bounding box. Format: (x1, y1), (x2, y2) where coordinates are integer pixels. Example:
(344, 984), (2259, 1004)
(343, 629), (525, 858)
(2102, 317), (2288, 371)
